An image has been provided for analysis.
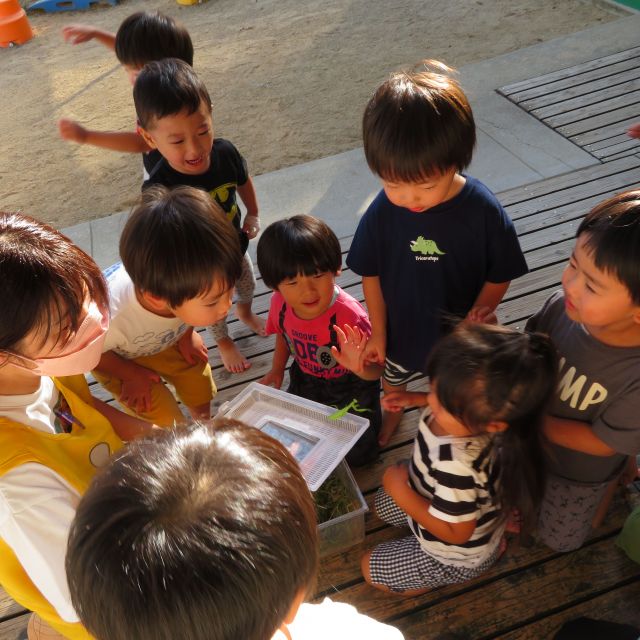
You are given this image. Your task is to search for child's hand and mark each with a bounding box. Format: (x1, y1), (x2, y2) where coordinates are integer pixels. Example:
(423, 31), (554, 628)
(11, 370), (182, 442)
(62, 24), (97, 45)
(177, 329), (208, 365)
(628, 123), (640, 139)
(465, 306), (497, 324)
(120, 368), (161, 416)
(383, 463), (410, 496)
(362, 331), (386, 367)
(242, 215), (260, 240)
(331, 324), (367, 374)
(58, 119), (88, 144)
(259, 369), (284, 389)
(382, 391), (421, 412)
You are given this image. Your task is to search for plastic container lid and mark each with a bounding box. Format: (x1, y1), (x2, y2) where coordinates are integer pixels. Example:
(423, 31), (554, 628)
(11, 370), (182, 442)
(216, 382), (369, 490)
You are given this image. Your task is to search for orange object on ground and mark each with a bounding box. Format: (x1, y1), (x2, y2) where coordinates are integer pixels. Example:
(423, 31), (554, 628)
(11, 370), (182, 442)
(0, 0), (33, 47)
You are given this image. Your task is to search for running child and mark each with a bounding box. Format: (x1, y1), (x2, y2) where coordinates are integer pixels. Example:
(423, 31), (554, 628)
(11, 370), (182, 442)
(66, 419), (405, 640)
(347, 60), (528, 446)
(257, 215), (382, 466)
(359, 324), (557, 594)
(93, 185), (243, 428)
(59, 11), (193, 176)
(134, 58), (264, 373)
(0, 212), (153, 639)
(526, 190), (640, 552)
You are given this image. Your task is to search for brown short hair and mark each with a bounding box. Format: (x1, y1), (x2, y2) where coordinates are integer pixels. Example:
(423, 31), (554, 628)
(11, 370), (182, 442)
(363, 60), (476, 182)
(134, 58), (211, 130)
(120, 186), (243, 307)
(0, 211), (108, 353)
(577, 189), (640, 305)
(115, 11), (194, 68)
(66, 419), (319, 640)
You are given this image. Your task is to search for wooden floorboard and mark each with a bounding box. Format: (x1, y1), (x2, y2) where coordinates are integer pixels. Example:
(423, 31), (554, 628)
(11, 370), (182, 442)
(498, 48), (640, 161)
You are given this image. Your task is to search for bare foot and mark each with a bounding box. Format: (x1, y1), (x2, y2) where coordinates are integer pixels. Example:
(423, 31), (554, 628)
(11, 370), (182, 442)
(217, 337), (251, 373)
(378, 410), (403, 447)
(236, 303), (266, 336)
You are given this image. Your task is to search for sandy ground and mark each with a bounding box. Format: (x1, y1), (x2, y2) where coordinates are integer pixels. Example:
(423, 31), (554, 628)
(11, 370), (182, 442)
(0, 0), (626, 228)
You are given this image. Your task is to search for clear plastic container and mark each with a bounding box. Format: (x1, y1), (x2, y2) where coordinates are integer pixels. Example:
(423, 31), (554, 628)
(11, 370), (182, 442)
(316, 461), (368, 557)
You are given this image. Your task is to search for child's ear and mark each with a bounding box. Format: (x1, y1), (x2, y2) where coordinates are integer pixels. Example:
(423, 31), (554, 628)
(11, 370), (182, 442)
(486, 420), (508, 434)
(139, 290), (170, 313)
(138, 127), (158, 150)
(281, 588), (306, 626)
(631, 305), (640, 325)
(335, 268), (342, 278)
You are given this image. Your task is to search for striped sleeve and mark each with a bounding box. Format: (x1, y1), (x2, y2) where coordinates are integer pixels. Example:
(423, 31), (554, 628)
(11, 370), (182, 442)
(427, 455), (479, 524)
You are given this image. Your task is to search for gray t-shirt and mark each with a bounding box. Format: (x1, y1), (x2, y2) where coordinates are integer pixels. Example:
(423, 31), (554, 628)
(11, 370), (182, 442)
(526, 290), (640, 483)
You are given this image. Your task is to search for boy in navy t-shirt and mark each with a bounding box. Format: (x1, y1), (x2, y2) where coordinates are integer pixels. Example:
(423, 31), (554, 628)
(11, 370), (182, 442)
(347, 60), (527, 445)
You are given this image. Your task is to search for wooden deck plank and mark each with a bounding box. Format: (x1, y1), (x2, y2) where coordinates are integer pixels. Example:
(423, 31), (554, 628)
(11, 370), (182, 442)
(545, 89), (640, 129)
(497, 156), (640, 207)
(557, 103), (640, 139)
(572, 115), (639, 147)
(498, 47), (640, 97)
(520, 66), (640, 112)
(496, 580), (640, 640)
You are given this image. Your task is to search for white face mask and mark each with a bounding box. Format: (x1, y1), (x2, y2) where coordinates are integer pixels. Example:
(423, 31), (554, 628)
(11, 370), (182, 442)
(6, 301), (109, 377)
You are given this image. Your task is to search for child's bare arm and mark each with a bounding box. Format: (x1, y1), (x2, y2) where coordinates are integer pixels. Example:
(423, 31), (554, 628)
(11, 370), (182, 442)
(362, 276), (386, 365)
(259, 333), (289, 388)
(62, 24), (116, 49)
(543, 415), (617, 456)
(237, 177), (260, 239)
(58, 119), (151, 153)
(383, 464), (476, 544)
(91, 398), (157, 441)
(466, 281), (510, 323)
(94, 351), (161, 415)
(381, 391), (428, 412)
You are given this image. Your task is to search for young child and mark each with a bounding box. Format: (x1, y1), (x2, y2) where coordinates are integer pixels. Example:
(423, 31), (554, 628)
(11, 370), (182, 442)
(347, 60), (528, 446)
(93, 185), (243, 428)
(257, 215), (382, 465)
(58, 10), (193, 177)
(134, 58), (265, 373)
(359, 324), (557, 594)
(526, 190), (640, 552)
(0, 212), (153, 639)
(65, 419), (405, 640)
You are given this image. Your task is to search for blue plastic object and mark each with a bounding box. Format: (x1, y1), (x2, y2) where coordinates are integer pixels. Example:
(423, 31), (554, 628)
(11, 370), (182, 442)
(28, 0), (116, 13)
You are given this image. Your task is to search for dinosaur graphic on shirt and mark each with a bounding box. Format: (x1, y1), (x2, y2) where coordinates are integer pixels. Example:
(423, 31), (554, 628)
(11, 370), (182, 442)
(409, 236), (445, 255)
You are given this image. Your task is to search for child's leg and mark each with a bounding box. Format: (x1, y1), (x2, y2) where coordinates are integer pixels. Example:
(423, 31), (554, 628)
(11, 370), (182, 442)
(234, 253), (265, 336)
(156, 343), (217, 422)
(374, 488), (411, 528)
(362, 533), (498, 595)
(92, 368), (184, 428)
(378, 358), (425, 446)
(537, 475), (610, 552)
(209, 318), (250, 374)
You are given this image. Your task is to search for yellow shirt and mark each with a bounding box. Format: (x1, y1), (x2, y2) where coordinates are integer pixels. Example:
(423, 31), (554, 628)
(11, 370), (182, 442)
(0, 375), (123, 639)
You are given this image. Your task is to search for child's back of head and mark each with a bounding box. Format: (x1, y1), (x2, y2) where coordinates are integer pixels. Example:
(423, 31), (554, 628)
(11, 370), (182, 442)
(115, 11), (194, 69)
(133, 58), (211, 131)
(256, 214), (342, 290)
(120, 185), (242, 307)
(66, 418), (319, 640)
(577, 189), (640, 305)
(363, 60), (475, 183)
(427, 323), (558, 529)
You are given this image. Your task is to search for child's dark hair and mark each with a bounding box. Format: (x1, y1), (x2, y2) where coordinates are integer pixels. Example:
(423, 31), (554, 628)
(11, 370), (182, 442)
(120, 186), (242, 307)
(363, 60), (475, 182)
(134, 58), (211, 130)
(427, 323), (557, 530)
(577, 189), (640, 305)
(256, 215), (342, 290)
(115, 11), (194, 68)
(66, 419), (319, 640)
(0, 211), (108, 355)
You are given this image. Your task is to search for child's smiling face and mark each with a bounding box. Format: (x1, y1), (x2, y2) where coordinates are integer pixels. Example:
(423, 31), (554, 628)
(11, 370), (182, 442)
(381, 167), (463, 213)
(276, 271), (338, 320)
(141, 99), (214, 176)
(562, 233), (640, 344)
